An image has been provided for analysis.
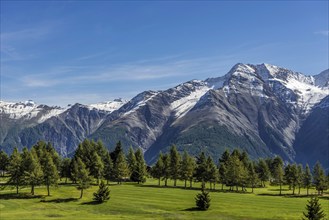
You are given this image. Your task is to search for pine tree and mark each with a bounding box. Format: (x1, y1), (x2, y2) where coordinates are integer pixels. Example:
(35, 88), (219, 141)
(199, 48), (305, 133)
(302, 197), (326, 220)
(162, 154), (170, 187)
(195, 152), (207, 189)
(42, 152), (59, 196)
(273, 162), (284, 195)
(218, 163), (227, 190)
(180, 150), (195, 188)
(110, 141), (123, 164)
(297, 164), (303, 195)
(23, 149), (43, 195)
(257, 159), (270, 187)
(127, 146), (137, 178)
(114, 150), (128, 184)
(151, 152), (164, 186)
(195, 187), (211, 211)
(104, 152), (114, 184)
(169, 145), (181, 187)
(60, 158), (71, 184)
(206, 156), (218, 190)
(248, 162), (258, 193)
(303, 164), (312, 196)
(93, 180), (110, 203)
(0, 150), (9, 176)
(290, 164), (299, 195)
(74, 158), (92, 199)
(313, 161), (327, 195)
(91, 152), (104, 184)
(225, 152), (244, 191)
(131, 148), (147, 184)
(7, 148), (23, 194)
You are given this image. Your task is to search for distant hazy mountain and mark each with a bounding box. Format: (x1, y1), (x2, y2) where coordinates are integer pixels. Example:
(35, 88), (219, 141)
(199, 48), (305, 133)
(1, 63), (328, 167)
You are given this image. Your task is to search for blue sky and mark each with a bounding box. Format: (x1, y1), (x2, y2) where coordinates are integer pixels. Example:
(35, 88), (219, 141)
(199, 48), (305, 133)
(1, 1), (328, 106)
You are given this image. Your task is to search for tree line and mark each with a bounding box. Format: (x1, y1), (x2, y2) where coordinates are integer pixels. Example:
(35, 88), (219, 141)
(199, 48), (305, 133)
(0, 140), (328, 198)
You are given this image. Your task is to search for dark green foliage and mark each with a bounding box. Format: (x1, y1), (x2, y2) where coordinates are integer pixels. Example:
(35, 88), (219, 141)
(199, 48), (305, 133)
(169, 145), (181, 186)
(248, 162), (258, 193)
(91, 152), (104, 184)
(313, 162), (327, 195)
(303, 164), (312, 196)
(104, 153), (114, 184)
(151, 152), (164, 186)
(131, 148), (147, 184)
(42, 152), (59, 196)
(74, 158), (92, 199)
(194, 152), (207, 188)
(256, 159), (270, 187)
(180, 150), (195, 188)
(93, 181), (111, 203)
(113, 150), (129, 184)
(206, 156), (218, 190)
(7, 148), (23, 194)
(127, 146), (137, 177)
(195, 188), (211, 211)
(110, 141), (123, 164)
(162, 154), (170, 187)
(22, 149), (43, 195)
(60, 158), (71, 184)
(0, 150), (9, 176)
(302, 197), (326, 220)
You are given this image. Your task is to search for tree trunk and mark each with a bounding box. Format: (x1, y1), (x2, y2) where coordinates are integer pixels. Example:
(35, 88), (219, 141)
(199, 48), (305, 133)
(279, 182), (282, 195)
(174, 179), (176, 187)
(306, 187), (309, 196)
(80, 188), (83, 199)
(221, 183), (224, 190)
(165, 178), (167, 187)
(184, 180), (187, 188)
(158, 178), (160, 186)
(31, 184), (34, 195)
(190, 179), (192, 188)
(16, 183), (19, 194)
(292, 186), (295, 195)
(47, 184), (50, 196)
(298, 186), (300, 195)
(65, 177), (68, 184)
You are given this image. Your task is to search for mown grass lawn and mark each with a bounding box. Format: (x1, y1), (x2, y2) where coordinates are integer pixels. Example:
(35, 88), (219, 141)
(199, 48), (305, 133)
(0, 178), (328, 220)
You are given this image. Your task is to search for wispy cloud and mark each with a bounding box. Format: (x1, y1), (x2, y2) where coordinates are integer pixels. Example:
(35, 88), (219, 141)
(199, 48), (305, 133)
(314, 30), (329, 36)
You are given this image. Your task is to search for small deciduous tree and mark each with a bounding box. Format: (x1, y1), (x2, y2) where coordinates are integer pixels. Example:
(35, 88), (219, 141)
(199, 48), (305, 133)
(302, 197), (326, 220)
(93, 180), (110, 203)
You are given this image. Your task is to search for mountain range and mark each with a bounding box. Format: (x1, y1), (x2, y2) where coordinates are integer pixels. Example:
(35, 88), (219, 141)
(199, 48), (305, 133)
(1, 63), (328, 167)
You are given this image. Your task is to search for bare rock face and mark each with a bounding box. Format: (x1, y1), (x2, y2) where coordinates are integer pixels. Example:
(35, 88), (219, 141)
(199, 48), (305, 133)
(1, 63), (328, 167)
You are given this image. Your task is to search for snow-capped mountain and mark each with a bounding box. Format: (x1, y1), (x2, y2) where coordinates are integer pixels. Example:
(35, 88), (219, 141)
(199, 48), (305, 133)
(0, 63), (328, 167)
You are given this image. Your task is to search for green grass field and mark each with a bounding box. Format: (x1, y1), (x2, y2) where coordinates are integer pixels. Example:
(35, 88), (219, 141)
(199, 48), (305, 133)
(0, 178), (328, 220)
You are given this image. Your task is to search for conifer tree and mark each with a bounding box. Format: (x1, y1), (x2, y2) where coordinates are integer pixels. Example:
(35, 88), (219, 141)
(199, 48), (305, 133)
(43, 152), (59, 196)
(151, 152), (164, 186)
(127, 146), (137, 178)
(131, 148), (147, 184)
(169, 145), (181, 187)
(111, 141), (123, 164)
(180, 150), (195, 188)
(248, 162), (258, 193)
(7, 148), (23, 194)
(23, 149), (43, 195)
(74, 157), (92, 199)
(195, 152), (207, 189)
(303, 164), (312, 196)
(273, 162), (284, 195)
(297, 164), (303, 195)
(313, 161), (327, 195)
(290, 163), (299, 195)
(114, 151), (128, 184)
(162, 154), (171, 187)
(302, 197), (326, 220)
(60, 158), (71, 184)
(218, 163), (227, 190)
(257, 159), (270, 187)
(0, 150), (9, 176)
(93, 180), (110, 203)
(104, 152), (114, 184)
(206, 156), (218, 190)
(91, 152), (104, 184)
(195, 187), (211, 211)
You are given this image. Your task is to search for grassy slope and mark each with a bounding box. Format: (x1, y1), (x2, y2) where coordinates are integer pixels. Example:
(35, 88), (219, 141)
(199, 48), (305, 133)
(0, 178), (328, 220)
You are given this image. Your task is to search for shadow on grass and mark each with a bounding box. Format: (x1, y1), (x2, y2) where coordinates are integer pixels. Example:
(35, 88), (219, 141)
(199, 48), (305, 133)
(0, 193), (45, 200)
(257, 193), (328, 199)
(182, 207), (204, 212)
(81, 201), (102, 205)
(40, 197), (78, 203)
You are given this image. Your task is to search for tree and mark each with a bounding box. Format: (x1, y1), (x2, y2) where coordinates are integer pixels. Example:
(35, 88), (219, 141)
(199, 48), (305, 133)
(91, 152), (104, 184)
(110, 141), (123, 164)
(74, 158), (92, 199)
(272, 162), (284, 195)
(7, 148), (23, 194)
(93, 180), (110, 203)
(302, 197), (326, 220)
(195, 152), (207, 189)
(113, 151), (129, 184)
(303, 164), (312, 196)
(206, 156), (218, 190)
(195, 188), (211, 211)
(0, 150), (9, 176)
(180, 150), (195, 188)
(162, 154), (171, 187)
(104, 153), (114, 184)
(42, 152), (59, 196)
(248, 162), (258, 193)
(297, 164), (303, 195)
(60, 158), (71, 184)
(313, 162), (327, 195)
(225, 151), (245, 191)
(257, 159), (270, 187)
(151, 152), (164, 186)
(127, 146), (137, 178)
(131, 148), (147, 184)
(169, 145), (181, 187)
(23, 149), (43, 195)
(290, 164), (299, 195)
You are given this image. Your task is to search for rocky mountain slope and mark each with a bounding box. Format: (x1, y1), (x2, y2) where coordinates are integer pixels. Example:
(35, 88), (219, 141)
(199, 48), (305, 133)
(1, 63), (328, 166)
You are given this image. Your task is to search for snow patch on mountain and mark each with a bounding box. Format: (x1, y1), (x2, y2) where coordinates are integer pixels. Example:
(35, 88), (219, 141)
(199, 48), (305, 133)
(88, 98), (128, 113)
